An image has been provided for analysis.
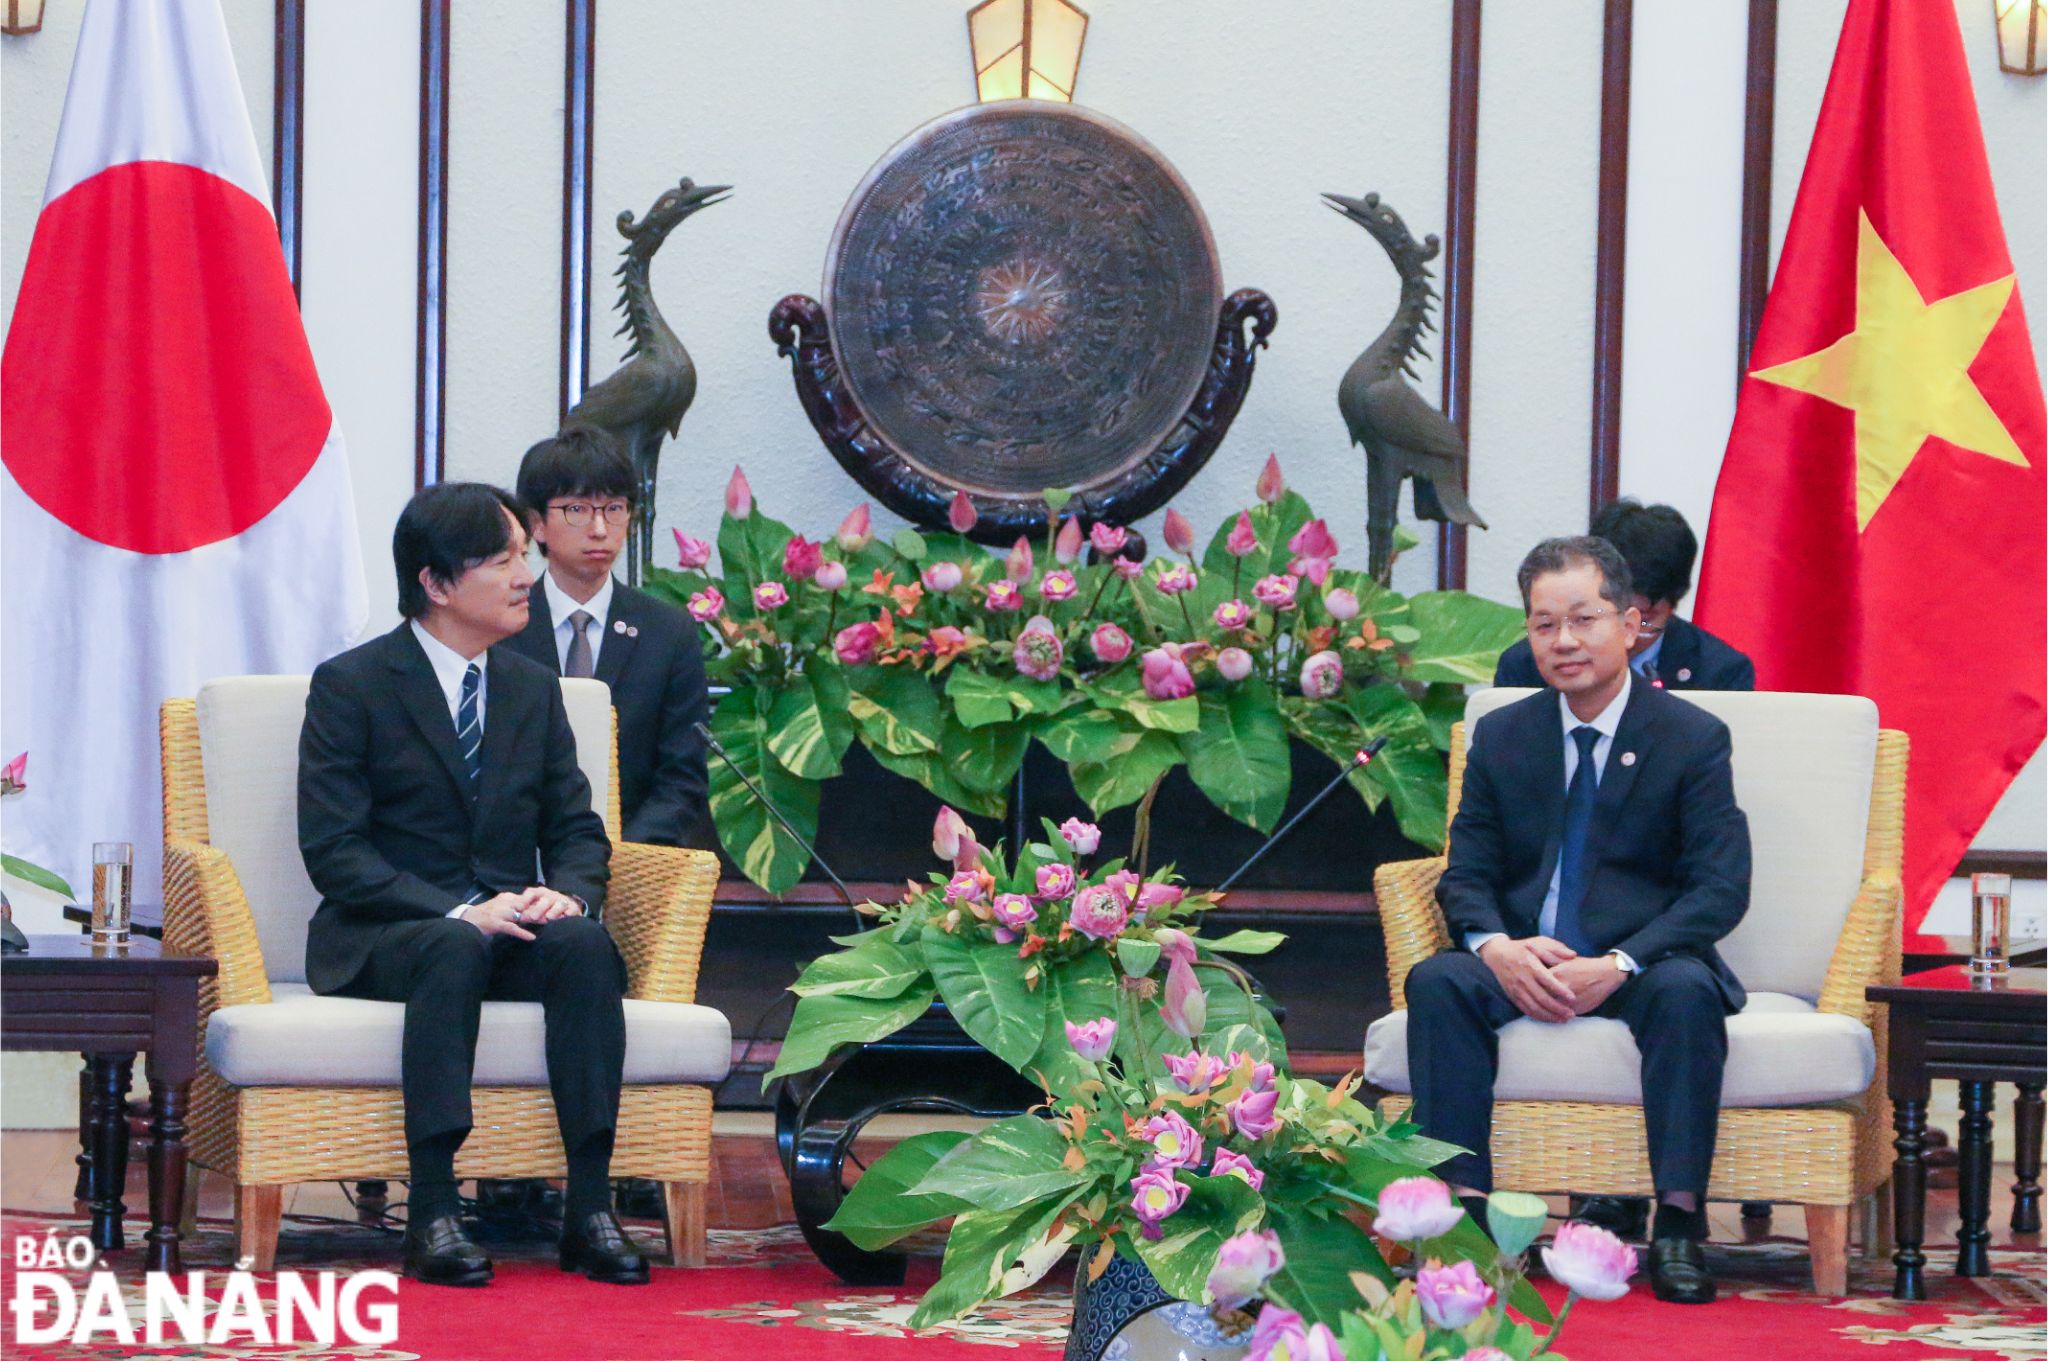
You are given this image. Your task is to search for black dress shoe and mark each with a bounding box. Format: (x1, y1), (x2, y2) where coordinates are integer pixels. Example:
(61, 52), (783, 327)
(1570, 1195), (1650, 1240)
(560, 1209), (651, 1284)
(1647, 1235), (1717, 1304)
(404, 1212), (493, 1287)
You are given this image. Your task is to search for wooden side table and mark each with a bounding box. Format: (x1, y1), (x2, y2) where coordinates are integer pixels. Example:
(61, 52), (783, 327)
(1868, 964), (2046, 1300)
(0, 934), (217, 1273)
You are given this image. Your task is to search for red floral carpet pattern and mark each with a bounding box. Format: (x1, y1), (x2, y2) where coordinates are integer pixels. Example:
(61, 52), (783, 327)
(2, 1211), (2039, 1360)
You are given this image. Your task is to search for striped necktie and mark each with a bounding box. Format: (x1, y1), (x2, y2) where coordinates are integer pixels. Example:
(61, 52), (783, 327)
(457, 662), (482, 795)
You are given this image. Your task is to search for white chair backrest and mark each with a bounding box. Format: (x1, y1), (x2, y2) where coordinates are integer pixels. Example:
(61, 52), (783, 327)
(1462, 688), (1879, 1000)
(195, 673), (615, 985)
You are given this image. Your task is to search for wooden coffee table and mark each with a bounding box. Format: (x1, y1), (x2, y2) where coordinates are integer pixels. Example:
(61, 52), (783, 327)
(1868, 964), (2046, 1300)
(0, 934), (216, 1273)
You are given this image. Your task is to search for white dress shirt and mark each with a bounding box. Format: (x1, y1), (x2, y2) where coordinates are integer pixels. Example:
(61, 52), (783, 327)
(409, 618), (488, 730)
(1468, 670), (1639, 971)
(544, 569), (613, 675)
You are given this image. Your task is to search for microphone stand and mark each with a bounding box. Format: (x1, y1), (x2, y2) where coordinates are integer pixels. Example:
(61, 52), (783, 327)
(1211, 735), (1389, 896)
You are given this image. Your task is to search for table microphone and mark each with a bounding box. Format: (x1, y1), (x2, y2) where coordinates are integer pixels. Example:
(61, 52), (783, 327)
(1211, 735), (1390, 896)
(692, 720), (863, 925)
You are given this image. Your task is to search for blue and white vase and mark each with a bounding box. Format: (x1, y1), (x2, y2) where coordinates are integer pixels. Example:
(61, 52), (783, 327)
(1065, 1253), (1254, 1361)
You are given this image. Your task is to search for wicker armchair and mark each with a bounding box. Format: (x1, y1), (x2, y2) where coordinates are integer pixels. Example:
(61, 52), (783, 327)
(1365, 690), (1905, 1296)
(159, 676), (727, 1271)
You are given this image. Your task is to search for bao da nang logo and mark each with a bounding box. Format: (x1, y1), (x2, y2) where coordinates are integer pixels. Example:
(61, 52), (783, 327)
(9, 1233), (400, 1346)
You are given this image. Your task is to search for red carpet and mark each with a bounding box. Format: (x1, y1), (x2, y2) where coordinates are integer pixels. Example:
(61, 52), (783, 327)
(2, 1210), (2039, 1359)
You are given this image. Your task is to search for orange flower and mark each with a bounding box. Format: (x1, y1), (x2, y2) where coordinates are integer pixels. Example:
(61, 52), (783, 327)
(1018, 933), (1048, 958)
(1307, 625), (1337, 652)
(890, 581), (925, 615)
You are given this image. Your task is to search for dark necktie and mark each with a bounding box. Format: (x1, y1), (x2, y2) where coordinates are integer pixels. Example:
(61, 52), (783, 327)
(1552, 724), (1602, 954)
(457, 662), (482, 796)
(565, 609), (596, 679)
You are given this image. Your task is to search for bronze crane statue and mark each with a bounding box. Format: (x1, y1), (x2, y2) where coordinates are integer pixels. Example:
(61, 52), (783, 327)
(1325, 191), (1486, 579)
(563, 177), (730, 584)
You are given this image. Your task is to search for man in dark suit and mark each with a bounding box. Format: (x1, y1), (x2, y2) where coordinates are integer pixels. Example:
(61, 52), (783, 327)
(506, 429), (709, 846)
(1407, 536), (1751, 1304)
(1494, 499), (1754, 692)
(299, 482), (648, 1287)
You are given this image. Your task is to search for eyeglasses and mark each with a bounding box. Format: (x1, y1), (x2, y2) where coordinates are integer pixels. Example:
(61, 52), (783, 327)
(548, 500), (631, 527)
(1526, 608), (1620, 642)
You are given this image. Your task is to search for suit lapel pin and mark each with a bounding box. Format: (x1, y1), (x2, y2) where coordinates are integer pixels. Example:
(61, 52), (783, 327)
(1677, 667), (1692, 682)
(626, 625), (638, 637)
(613, 619), (629, 635)
(1620, 751), (1636, 767)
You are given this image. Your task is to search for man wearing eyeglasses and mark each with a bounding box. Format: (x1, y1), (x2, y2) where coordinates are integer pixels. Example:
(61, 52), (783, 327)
(1494, 500), (1754, 692)
(1405, 536), (1751, 1305)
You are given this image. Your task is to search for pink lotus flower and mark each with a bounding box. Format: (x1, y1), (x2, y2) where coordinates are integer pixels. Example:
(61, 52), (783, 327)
(1163, 1050), (1228, 1094)
(1541, 1220), (1638, 1301)
(924, 625), (970, 662)
(724, 466), (753, 518)
(1089, 523), (1128, 555)
(1065, 1017), (1117, 1062)
(1246, 1305), (1307, 1361)
(2, 752), (26, 793)
(922, 561), (963, 592)
(991, 893), (1038, 932)
(1039, 569), (1078, 601)
(1089, 623), (1133, 664)
(1058, 819), (1101, 856)
(1012, 618), (1064, 681)
(1216, 647), (1254, 681)
(1140, 646), (1196, 700)
(835, 619), (883, 665)
(673, 530), (711, 569)
(1137, 882), (1185, 916)
(943, 869), (986, 904)
(1130, 1166), (1189, 1239)
(1210, 1149), (1265, 1191)
(1371, 1176), (1465, 1242)
(1213, 598), (1253, 630)
(783, 535), (824, 580)
(1299, 1323), (1345, 1361)
(1227, 1050), (1277, 1092)
(1101, 868), (1143, 908)
(1068, 884), (1130, 939)
(1034, 861), (1077, 901)
(1323, 586), (1359, 620)
(932, 806), (972, 862)
(1152, 927), (1197, 967)
(1225, 510), (1260, 557)
(1054, 515), (1084, 564)
(1464, 1350), (1514, 1361)
(753, 581), (789, 611)
(1106, 557), (1137, 580)
(1160, 953), (1208, 1039)
(1226, 1085), (1281, 1140)
(1253, 573), (1298, 610)
(1417, 1258), (1496, 1328)
(1006, 536), (1034, 582)
(1140, 1110), (1204, 1168)
(1255, 453), (1285, 504)
(813, 560), (848, 590)
(983, 580), (1023, 612)
(1154, 563), (1197, 595)
(835, 503), (872, 551)
(1287, 519), (1339, 584)
(1299, 649), (1344, 700)
(686, 587), (726, 622)
(1206, 1228), (1283, 1311)
(948, 491), (978, 533)
(1162, 508), (1196, 555)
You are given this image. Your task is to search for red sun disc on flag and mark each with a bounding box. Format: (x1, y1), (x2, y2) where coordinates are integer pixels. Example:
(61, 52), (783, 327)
(1, 161), (330, 555)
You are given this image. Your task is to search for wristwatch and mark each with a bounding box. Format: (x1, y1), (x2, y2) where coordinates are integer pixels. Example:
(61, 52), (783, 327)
(1607, 950), (1634, 974)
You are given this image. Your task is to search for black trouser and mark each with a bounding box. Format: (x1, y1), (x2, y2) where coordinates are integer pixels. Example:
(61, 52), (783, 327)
(332, 914), (627, 1152)
(1405, 950), (1729, 1196)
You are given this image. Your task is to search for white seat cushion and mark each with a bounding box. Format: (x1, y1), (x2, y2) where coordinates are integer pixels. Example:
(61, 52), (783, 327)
(1361, 991), (1874, 1107)
(206, 984), (731, 1087)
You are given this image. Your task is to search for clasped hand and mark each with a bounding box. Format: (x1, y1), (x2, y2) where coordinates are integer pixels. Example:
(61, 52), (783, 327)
(1476, 935), (1624, 1023)
(465, 887), (582, 940)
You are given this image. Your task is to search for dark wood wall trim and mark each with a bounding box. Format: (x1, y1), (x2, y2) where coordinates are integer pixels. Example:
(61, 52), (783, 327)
(1588, 0), (1632, 520)
(272, 0), (305, 297)
(415, 0), (451, 488)
(1957, 850), (2048, 880)
(1438, 0), (1481, 591)
(559, 0), (597, 423)
(1736, 0), (1778, 385)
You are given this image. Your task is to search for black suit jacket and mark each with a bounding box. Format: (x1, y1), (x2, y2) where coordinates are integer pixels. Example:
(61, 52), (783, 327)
(1493, 615), (1756, 692)
(298, 624), (611, 994)
(505, 579), (710, 846)
(1436, 681), (1752, 1008)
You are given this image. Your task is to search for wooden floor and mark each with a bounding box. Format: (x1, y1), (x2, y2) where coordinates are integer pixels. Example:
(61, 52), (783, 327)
(2, 1121), (2037, 1251)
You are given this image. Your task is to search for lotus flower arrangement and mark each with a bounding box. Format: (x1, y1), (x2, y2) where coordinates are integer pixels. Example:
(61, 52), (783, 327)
(0, 752), (72, 899)
(644, 460), (1524, 892)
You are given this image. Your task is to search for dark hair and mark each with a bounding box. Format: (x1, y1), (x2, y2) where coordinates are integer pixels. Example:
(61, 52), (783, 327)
(1515, 536), (1634, 615)
(516, 428), (635, 557)
(1588, 498), (1697, 605)
(393, 482), (529, 619)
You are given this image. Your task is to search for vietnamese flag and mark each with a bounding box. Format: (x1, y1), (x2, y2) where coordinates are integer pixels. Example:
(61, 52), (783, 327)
(1695, 0), (2045, 945)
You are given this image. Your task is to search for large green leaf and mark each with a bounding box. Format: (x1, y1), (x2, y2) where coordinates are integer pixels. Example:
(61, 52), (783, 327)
(922, 923), (1048, 1071)
(1067, 729), (1181, 815)
(1345, 684), (1450, 849)
(1038, 706), (1148, 766)
(945, 668), (1065, 728)
(939, 717), (1029, 795)
(766, 667), (856, 779)
(716, 510), (799, 615)
(865, 744), (1008, 818)
(1418, 680), (1467, 751)
(911, 1114), (1084, 1211)
(1, 855), (73, 898)
(844, 663), (944, 755)
(1198, 488), (1313, 584)
(1179, 681), (1291, 833)
(1081, 673), (1198, 734)
(822, 1131), (972, 1250)
(764, 986), (934, 1084)
(1130, 1173), (1264, 1303)
(790, 933), (926, 999)
(708, 687), (821, 893)
(1265, 1208), (1387, 1325)
(1021, 951), (1120, 1092)
(1201, 929), (1285, 956)
(909, 1192), (1079, 1328)
(1401, 590), (1526, 684)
